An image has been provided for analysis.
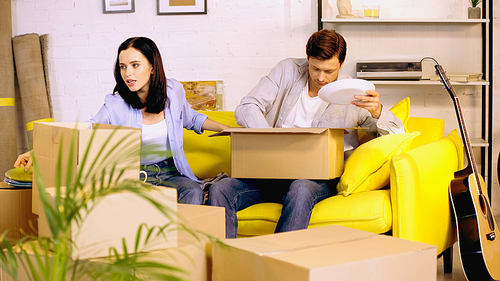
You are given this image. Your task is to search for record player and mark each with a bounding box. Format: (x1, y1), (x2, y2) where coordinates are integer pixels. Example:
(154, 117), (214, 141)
(356, 61), (422, 80)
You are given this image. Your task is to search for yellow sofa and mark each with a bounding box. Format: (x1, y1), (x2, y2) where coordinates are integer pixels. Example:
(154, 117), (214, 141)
(183, 110), (463, 265)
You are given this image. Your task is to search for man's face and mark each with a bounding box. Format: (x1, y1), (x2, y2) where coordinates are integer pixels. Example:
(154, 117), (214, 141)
(307, 56), (343, 91)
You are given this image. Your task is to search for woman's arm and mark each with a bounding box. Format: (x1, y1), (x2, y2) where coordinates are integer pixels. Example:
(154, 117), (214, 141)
(201, 118), (231, 132)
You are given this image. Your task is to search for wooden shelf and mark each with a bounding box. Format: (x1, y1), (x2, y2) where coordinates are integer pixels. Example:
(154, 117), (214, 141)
(321, 18), (489, 24)
(367, 80), (489, 86)
(471, 138), (489, 147)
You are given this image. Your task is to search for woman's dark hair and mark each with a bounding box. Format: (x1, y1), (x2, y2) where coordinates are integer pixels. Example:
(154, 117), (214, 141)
(306, 29), (347, 64)
(113, 37), (168, 113)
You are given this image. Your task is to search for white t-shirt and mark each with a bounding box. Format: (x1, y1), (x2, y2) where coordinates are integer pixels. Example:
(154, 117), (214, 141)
(141, 119), (168, 165)
(282, 81), (324, 128)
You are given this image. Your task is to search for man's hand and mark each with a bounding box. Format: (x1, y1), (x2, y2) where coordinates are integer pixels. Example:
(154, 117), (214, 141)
(351, 90), (382, 119)
(14, 151), (32, 172)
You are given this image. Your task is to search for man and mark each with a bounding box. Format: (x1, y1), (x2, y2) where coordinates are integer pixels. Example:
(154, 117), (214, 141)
(208, 29), (405, 238)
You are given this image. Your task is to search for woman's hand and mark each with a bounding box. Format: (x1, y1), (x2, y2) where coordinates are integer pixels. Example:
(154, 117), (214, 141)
(14, 151), (33, 172)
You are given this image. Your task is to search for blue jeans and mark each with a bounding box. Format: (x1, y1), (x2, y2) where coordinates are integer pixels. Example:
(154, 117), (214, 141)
(140, 158), (203, 205)
(207, 177), (339, 238)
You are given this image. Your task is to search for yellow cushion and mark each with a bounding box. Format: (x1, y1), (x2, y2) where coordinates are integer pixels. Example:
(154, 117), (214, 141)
(237, 203), (282, 237)
(358, 97), (410, 143)
(390, 130), (462, 253)
(406, 117), (445, 150)
(183, 111), (239, 179)
(309, 189), (392, 234)
(390, 97), (410, 130)
(337, 131), (420, 196)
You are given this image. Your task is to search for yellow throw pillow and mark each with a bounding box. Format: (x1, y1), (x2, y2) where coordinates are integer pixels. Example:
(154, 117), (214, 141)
(337, 131), (420, 196)
(358, 97), (410, 143)
(390, 97), (410, 130)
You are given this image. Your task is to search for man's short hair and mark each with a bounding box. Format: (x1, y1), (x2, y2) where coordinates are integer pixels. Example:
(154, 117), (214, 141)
(306, 29), (347, 64)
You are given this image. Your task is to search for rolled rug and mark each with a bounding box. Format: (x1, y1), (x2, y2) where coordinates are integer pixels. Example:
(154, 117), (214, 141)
(0, 0), (18, 177)
(12, 33), (53, 147)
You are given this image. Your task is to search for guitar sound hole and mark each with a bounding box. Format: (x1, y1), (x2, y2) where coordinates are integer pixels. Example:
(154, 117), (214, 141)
(479, 194), (495, 231)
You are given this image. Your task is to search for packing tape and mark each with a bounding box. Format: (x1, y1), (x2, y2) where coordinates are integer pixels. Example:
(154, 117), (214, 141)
(0, 98), (15, 106)
(26, 118), (54, 131)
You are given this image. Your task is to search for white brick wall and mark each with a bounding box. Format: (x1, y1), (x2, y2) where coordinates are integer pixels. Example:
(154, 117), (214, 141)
(12, 0), (316, 120)
(10, 0), (500, 213)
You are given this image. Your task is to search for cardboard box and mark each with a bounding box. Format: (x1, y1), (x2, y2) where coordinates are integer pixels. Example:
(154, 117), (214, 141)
(2, 239), (206, 281)
(0, 186), (38, 241)
(143, 204), (226, 281)
(38, 186), (178, 260)
(177, 204), (226, 239)
(213, 225), (437, 281)
(225, 128), (345, 179)
(32, 122), (142, 214)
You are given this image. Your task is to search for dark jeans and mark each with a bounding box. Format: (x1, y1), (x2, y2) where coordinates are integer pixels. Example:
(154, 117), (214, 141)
(140, 158), (203, 205)
(207, 177), (339, 238)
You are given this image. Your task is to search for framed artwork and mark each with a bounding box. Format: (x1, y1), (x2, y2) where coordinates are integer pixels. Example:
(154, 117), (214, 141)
(157, 0), (207, 15)
(103, 0), (135, 14)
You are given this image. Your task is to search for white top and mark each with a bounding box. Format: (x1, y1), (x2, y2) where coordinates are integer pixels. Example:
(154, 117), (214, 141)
(282, 81), (324, 128)
(141, 119), (168, 165)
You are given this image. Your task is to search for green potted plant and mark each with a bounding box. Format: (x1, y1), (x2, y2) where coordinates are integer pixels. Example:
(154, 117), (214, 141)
(468, 0), (482, 19)
(0, 124), (219, 281)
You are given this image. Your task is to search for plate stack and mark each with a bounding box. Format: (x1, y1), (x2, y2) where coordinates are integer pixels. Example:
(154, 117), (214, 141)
(3, 167), (32, 188)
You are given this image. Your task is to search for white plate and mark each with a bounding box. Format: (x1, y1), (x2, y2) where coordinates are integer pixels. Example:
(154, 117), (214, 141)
(318, 79), (375, 105)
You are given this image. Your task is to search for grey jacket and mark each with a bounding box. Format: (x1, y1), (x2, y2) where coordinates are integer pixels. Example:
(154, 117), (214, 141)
(234, 58), (405, 157)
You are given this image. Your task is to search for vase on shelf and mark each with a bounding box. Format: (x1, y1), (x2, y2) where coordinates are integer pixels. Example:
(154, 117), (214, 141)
(468, 7), (481, 19)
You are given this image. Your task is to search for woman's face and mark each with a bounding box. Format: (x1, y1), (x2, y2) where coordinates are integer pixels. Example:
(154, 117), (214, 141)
(119, 48), (153, 99)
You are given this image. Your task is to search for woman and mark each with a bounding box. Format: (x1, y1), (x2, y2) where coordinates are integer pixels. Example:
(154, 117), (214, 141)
(15, 37), (230, 205)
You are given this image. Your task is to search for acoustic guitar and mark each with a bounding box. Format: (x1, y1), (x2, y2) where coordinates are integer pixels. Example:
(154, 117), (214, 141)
(435, 64), (500, 281)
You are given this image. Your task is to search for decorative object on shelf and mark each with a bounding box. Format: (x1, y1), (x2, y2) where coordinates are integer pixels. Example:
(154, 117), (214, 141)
(103, 0), (135, 13)
(468, 0), (481, 19)
(363, 5), (380, 18)
(157, 0), (207, 15)
(336, 0), (356, 19)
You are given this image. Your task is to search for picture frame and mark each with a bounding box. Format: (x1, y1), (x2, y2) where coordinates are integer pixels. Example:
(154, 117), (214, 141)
(157, 0), (207, 15)
(103, 0), (135, 14)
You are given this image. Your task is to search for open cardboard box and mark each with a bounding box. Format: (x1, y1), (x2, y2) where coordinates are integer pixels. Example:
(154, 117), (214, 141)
(32, 122), (141, 214)
(220, 128), (347, 179)
(213, 225), (437, 281)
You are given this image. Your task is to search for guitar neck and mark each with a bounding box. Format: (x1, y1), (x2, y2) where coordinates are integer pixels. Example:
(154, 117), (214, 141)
(435, 65), (482, 193)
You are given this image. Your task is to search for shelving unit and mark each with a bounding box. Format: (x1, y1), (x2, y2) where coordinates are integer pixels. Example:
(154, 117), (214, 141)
(318, 1), (494, 197)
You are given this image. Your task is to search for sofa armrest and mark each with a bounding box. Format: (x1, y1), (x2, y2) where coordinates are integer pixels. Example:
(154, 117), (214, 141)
(390, 131), (462, 254)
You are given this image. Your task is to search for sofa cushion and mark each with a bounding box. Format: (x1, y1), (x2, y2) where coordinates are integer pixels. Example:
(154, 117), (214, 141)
(337, 131), (420, 196)
(309, 189), (392, 233)
(236, 190), (393, 237)
(237, 203), (283, 237)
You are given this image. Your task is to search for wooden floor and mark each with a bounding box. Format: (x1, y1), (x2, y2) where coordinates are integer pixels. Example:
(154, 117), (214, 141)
(436, 242), (467, 281)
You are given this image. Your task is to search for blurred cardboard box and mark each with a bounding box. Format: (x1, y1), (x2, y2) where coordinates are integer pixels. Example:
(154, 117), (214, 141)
(144, 204), (226, 281)
(222, 128), (345, 179)
(177, 204), (225, 239)
(213, 225), (437, 281)
(32, 122), (141, 214)
(38, 186), (178, 260)
(2, 202), (226, 281)
(0, 186), (37, 242)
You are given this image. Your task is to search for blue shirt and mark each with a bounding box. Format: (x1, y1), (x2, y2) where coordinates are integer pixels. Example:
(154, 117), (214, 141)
(89, 78), (208, 186)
